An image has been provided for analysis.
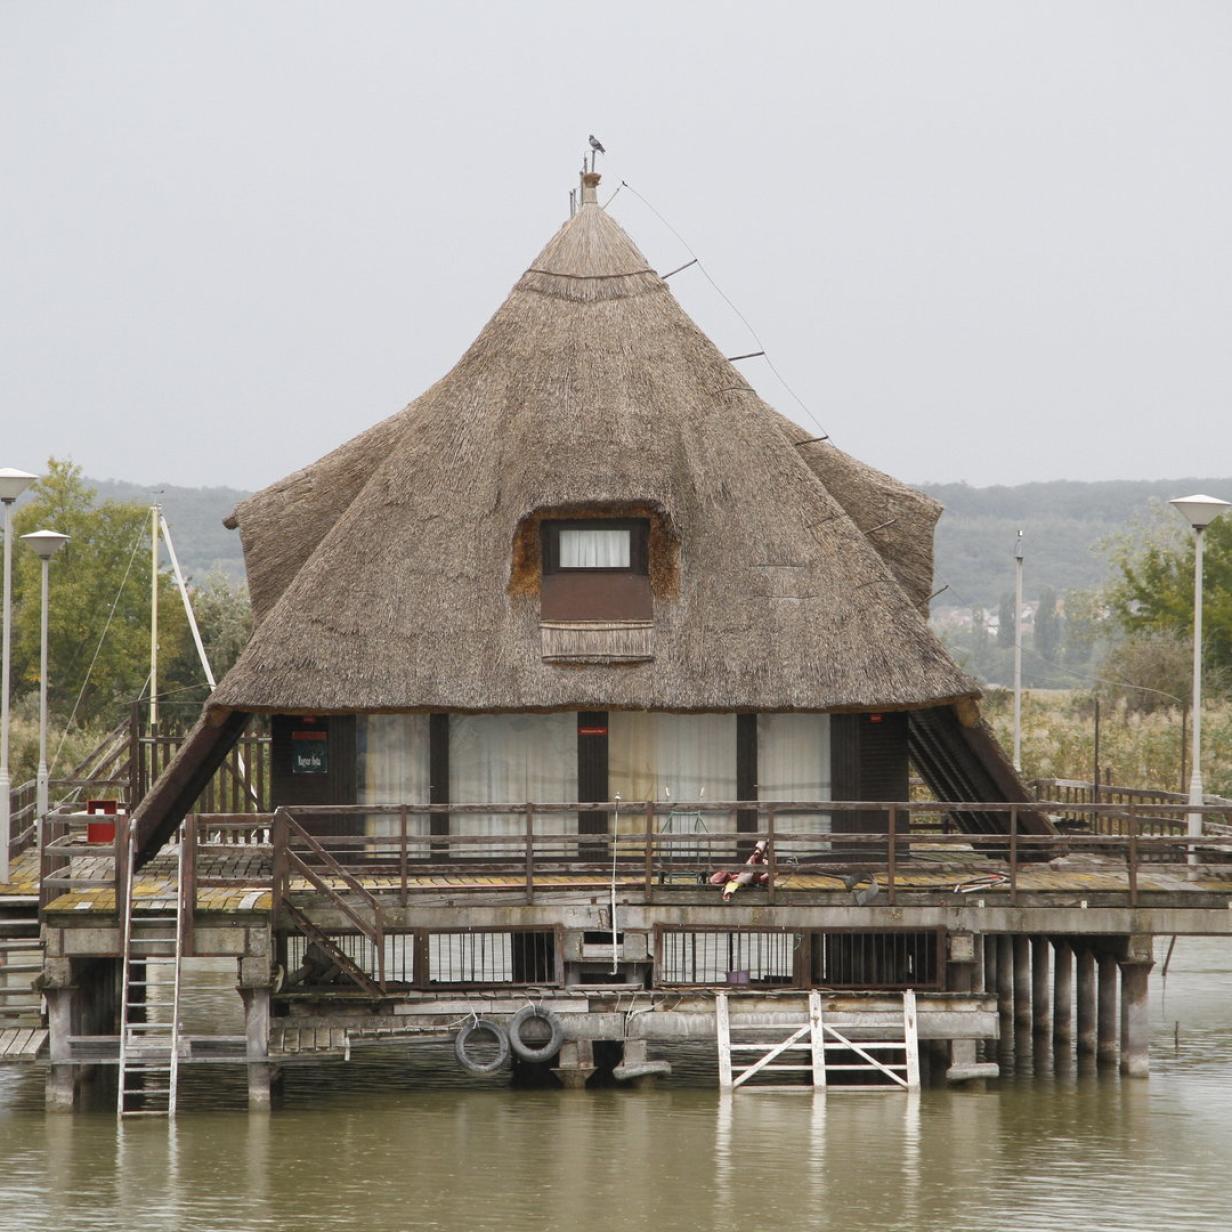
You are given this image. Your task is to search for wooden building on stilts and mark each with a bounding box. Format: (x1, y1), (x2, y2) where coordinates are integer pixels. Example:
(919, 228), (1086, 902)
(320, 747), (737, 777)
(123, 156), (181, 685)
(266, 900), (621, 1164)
(23, 167), (1232, 1109)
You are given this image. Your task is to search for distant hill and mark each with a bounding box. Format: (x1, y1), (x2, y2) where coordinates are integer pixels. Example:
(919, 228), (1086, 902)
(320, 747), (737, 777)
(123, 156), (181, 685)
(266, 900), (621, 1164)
(89, 478), (251, 583)
(920, 477), (1232, 610)
(75, 473), (1232, 605)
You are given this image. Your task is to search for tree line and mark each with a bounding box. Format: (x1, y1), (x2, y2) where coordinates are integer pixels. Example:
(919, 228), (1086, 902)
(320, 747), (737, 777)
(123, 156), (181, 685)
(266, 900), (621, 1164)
(7, 460), (252, 783)
(940, 503), (1232, 712)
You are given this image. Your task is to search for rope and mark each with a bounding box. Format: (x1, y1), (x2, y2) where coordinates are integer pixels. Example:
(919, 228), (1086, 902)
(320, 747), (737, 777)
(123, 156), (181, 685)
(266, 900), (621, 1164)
(49, 523), (147, 775)
(614, 180), (831, 443)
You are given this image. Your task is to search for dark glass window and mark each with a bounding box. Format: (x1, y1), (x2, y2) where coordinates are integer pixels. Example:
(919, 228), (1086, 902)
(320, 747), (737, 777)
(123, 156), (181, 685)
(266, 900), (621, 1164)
(542, 519), (649, 575)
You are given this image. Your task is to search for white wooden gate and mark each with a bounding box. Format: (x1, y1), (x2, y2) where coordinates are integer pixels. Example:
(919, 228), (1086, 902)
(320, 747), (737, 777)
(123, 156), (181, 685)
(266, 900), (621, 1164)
(716, 989), (919, 1091)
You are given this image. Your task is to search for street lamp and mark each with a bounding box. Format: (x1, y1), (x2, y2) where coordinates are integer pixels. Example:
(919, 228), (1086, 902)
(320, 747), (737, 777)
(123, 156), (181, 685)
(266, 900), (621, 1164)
(20, 530), (69, 847)
(0, 467), (38, 885)
(1012, 530), (1024, 771)
(1168, 493), (1232, 864)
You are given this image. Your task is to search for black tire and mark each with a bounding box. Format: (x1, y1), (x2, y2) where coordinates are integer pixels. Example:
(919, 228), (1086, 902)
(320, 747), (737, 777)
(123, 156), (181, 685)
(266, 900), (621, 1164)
(508, 1004), (565, 1063)
(454, 1019), (511, 1074)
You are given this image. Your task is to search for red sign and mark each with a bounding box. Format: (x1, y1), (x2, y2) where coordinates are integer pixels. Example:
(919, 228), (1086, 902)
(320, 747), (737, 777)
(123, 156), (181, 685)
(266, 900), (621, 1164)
(578, 726), (608, 736)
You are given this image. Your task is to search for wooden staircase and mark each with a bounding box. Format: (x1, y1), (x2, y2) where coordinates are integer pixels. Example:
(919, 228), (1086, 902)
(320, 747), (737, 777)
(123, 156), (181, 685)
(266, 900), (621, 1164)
(716, 990), (920, 1091)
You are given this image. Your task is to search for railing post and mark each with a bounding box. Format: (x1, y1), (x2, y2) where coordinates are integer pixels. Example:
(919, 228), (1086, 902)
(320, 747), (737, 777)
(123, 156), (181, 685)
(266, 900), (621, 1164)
(887, 805), (897, 905)
(271, 809), (287, 924)
(182, 814), (198, 956)
(399, 805), (408, 908)
(1127, 807), (1139, 907)
(115, 810), (130, 924)
(525, 805), (535, 905)
(128, 700), (142, 808)
(644, 801), (655, 901)
(766, 806), (777, 903)
(1009, 806), (1019, 907)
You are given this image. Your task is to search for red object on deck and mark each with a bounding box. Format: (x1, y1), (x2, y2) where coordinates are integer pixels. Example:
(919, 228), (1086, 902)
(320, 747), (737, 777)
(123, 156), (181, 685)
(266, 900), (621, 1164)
(86, 799), (119, 844)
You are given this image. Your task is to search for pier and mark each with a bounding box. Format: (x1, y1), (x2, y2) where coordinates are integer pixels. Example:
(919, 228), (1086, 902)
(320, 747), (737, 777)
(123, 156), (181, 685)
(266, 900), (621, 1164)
(7, 790), (1231, 1110)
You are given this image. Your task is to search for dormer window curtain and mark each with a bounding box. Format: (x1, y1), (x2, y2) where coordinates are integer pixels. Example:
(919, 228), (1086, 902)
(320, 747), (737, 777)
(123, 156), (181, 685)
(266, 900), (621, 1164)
(542, 519), (649, 575)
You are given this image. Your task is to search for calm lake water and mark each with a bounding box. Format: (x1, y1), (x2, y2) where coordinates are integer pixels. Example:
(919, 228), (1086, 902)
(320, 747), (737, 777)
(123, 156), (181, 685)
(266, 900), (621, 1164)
(1, 936), (1230, 1232)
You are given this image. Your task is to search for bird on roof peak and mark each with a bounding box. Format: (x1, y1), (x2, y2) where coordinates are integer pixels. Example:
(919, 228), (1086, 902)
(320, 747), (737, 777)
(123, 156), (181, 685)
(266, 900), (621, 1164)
(587, 134), (606, 173)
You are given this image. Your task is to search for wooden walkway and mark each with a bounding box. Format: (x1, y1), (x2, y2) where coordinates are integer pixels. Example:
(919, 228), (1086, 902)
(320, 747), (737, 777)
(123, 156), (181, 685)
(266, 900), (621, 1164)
(0, 1027), (48, 1061)
(29, 846), (1232, 915)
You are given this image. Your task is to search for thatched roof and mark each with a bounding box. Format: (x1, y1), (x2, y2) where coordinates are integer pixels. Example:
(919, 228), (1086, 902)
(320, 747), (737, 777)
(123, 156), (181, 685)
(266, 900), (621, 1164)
(213, 183), (977, 715)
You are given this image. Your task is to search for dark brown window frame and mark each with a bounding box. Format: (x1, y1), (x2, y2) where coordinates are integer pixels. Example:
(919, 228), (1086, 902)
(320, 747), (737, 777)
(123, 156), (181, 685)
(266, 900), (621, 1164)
(541, 518), (650, 576)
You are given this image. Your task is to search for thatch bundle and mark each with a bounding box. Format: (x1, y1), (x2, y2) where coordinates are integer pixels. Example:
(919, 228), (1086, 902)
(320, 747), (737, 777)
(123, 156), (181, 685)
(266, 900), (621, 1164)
(214, 189), (977, 715)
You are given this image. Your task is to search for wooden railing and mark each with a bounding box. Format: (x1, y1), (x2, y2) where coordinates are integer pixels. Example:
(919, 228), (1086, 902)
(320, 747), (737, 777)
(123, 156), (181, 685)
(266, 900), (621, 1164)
(166, 800), (1232, 923)
(1030, 778), (1232, 834)
(133, 728), (271, 814)
(38, 799), (1232, 936)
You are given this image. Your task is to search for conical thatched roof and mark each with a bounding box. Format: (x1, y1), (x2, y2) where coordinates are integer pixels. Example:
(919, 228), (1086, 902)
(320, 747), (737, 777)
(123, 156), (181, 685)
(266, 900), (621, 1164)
(213, 187), (977, 715)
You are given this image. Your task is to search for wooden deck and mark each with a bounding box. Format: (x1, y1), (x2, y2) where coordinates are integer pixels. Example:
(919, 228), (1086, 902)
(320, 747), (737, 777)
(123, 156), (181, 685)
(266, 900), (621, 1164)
(30, 843), (1232, 915)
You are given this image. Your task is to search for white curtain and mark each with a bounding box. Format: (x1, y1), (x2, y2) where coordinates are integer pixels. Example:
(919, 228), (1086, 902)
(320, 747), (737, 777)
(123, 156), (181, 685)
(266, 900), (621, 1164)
(559, 528), (630, 568)
(757, 713), (831, 844)
(357, 715), (430, 844)
(609, 712), (737, 855)
(449, 714), (578, 855)
(609, 712), (737, 804)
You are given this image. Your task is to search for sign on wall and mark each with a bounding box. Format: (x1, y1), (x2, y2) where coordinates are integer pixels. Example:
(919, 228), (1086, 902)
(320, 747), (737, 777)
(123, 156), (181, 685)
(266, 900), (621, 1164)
(291, 729), (329, 775)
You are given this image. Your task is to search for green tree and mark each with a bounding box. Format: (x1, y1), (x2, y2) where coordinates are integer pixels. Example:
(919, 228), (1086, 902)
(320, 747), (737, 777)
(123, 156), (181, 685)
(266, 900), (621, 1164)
(11, 460), (189, 731)
(996, 593), (1014, 648)
(1035, 586), (1061, 662)
(1063, 589), (1103, 668)
(1108, 512), (1232, 683)
(159, 570), (252, 722)
(971, 606), (989, 653)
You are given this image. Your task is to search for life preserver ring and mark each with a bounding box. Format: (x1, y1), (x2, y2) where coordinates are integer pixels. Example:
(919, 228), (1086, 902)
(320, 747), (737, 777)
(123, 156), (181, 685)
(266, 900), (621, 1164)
(508, 1004), (565, 1063)
(454, 1019), (510, 1074)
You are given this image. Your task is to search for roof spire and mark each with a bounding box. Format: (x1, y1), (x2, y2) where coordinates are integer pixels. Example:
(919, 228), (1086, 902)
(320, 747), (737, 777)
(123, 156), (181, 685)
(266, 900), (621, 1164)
(580, 168), (601, 206)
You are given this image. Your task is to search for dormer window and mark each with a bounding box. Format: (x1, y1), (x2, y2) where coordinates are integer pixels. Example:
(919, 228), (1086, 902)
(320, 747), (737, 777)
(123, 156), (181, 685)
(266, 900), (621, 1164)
(539, 517), (654, 646)
(543, 520), (648, 575)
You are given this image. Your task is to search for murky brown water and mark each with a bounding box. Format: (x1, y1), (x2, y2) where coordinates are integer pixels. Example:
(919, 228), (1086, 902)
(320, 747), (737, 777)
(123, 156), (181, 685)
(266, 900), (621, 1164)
(1, 936), (1230, 1232)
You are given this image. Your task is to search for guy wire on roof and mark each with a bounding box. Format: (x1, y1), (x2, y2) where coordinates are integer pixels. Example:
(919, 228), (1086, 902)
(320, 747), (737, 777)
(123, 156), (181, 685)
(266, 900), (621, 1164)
(611, 179), (831, 445)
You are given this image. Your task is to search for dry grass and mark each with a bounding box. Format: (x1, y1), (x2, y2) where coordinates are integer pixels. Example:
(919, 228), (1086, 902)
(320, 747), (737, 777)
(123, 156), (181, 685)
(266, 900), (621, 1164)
(981, 688), (1232, 797)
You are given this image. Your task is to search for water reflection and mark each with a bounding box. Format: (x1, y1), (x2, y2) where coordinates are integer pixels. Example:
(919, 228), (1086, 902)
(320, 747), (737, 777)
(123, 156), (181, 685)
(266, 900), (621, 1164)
(0, 938), (1229, 1231)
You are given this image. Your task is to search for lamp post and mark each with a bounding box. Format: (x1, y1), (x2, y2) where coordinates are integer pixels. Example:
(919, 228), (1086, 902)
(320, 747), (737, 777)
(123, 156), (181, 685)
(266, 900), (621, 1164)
(0, 467), (38, 885)
(1012, 530), (1024, 771)
(20, 530), (69, 846)
(1168, 493), (1231, 864)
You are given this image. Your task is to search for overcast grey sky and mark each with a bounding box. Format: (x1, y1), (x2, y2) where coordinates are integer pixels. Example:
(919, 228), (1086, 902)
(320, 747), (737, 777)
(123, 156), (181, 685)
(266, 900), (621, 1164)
(4, 2), (1230, 493)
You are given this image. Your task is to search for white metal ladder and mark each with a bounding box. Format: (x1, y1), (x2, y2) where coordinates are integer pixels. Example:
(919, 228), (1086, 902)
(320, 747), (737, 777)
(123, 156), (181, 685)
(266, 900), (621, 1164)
(116, 828), (184, 1117)
(716, 989), (919, 1091)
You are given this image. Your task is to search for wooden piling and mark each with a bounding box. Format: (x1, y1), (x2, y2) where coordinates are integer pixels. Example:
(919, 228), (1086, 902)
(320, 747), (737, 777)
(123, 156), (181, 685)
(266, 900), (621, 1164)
(996, 935), (1013, 1022)
(1031, 937), (1052, 1036)
(1097, 951), (1119, 1064)
(1075, 945), (1097, 1055)
(1052, 940), (1073, 1048)
(1013, 935), (1032, 1030)
(1119, 959), (1153, 1078)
